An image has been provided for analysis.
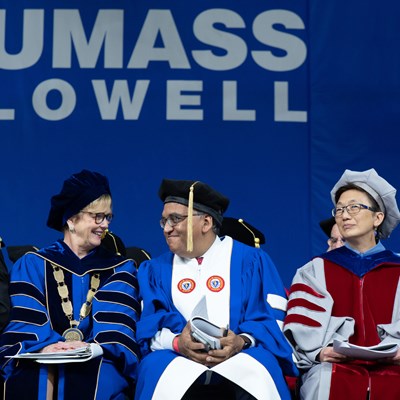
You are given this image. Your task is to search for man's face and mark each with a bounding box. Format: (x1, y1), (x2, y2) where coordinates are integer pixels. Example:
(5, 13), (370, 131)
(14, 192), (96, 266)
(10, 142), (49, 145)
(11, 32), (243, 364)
(161, 202), (204, 258)
(327, 224), (345, 251)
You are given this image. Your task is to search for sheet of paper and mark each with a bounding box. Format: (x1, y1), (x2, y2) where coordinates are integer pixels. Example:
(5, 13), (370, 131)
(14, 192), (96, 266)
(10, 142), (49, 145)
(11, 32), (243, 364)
(6, 343), (103, 364)
(333, 339), (399, 360)
(190, 295), (209, 320)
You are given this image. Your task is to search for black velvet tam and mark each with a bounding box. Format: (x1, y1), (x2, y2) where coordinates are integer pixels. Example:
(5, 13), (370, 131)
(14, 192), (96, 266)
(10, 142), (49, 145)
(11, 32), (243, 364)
(158, 179), (229, 226)
(47, 170), (111, 231)
(319, 217), (336, 238)
(219, 217), (265, 247)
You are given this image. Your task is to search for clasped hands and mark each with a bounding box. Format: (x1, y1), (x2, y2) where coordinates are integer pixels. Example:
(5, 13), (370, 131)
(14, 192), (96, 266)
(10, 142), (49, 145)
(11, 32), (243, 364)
(176, 322), (246, 367)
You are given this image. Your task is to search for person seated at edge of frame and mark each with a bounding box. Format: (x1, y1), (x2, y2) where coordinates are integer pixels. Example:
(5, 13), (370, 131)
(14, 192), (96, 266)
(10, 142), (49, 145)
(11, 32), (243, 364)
(0, 169), (139, 400)
(319, 216), (345, 252)
(284, 168), (400, 400)
(0, 236), (10, 332)
(134, 179), (298, 400)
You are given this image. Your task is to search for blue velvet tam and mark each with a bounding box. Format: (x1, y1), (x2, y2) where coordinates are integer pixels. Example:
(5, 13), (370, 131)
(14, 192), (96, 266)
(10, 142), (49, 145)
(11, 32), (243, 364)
(47, 169), (111, 231)
(158, 179), (229, 226)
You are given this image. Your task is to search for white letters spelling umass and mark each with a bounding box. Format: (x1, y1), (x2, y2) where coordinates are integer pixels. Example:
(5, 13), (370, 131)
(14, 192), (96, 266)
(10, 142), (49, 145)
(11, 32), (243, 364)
(0, 8), (307, 122)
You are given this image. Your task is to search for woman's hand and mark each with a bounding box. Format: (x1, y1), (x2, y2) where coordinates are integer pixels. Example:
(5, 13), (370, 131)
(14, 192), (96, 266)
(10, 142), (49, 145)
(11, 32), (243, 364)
(40, 341), (88, 353)
(318, 346), (352, 363)
(376, 347), (400, 365)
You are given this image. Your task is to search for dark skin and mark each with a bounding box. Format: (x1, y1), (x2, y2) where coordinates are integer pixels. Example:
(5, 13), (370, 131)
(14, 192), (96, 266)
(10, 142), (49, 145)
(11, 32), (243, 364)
(176, 322), (246, 367)
(162, 203), (250, 365)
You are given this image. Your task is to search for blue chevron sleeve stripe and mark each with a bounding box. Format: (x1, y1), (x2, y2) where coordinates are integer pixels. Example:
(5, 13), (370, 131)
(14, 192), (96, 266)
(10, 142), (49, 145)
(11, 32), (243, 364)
(105, 270), (138, 288)
(95, 291), (140, 315)
(9, 306), (48, 326)
(9, 282), (46, 305)
(96, 330), (139, 354)
(94, 311), (136, 332)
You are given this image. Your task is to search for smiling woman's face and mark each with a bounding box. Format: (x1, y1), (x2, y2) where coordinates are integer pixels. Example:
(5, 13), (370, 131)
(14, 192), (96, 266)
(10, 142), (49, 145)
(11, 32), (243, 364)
(67, 196), (112, 257)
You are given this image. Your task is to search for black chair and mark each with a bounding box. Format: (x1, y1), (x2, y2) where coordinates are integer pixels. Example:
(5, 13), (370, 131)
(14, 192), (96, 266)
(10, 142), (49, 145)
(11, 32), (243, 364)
(6, 231), (151, 269)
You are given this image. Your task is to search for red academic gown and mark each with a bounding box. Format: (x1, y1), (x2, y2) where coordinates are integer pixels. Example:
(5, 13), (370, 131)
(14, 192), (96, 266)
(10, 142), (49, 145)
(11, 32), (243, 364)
(284, 245), (400, 400)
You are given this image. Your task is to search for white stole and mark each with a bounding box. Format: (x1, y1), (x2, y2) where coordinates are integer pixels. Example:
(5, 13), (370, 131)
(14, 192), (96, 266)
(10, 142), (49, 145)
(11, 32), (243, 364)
(171, 236), (232, 327)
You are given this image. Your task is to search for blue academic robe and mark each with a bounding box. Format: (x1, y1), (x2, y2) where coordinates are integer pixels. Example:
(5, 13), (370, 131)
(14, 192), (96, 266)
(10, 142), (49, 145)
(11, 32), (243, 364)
(0, 240), (140, 400)
(135, 238), (297, 400)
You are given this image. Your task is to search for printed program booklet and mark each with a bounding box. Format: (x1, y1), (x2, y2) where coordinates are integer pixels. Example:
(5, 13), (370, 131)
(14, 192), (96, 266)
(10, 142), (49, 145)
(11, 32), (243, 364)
(6, 343), (103, 364)
(333, 339), (399, 360)
(190, 316), (227, 351)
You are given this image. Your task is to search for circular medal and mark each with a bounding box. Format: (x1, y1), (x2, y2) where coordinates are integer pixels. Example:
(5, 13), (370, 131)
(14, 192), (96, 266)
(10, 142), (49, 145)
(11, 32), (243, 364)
(206, 275), (225, 292)
(63, 327), (84, 342)
(177, 278), (196, 293)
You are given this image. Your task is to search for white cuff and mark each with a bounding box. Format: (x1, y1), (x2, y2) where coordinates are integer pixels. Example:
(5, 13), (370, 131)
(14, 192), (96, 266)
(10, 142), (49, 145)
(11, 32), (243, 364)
(150, 328), (178, 351)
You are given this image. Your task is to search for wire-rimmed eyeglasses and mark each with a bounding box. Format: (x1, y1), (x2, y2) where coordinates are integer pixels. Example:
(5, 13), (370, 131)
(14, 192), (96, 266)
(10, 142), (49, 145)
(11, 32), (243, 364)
(328, 237), (346, 245)
(332, 203), (376, 217)
(160, 213), (203, 229)
(81, 211), (113, 224)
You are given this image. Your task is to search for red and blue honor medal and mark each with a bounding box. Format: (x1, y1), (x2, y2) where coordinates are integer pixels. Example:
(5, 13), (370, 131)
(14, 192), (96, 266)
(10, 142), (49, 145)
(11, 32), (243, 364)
(207, 275), (225, 292)
(178, 278), (196, 293)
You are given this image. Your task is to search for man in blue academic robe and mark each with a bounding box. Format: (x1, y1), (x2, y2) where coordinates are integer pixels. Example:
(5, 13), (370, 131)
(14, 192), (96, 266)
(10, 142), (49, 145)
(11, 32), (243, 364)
(135, 179), (297, 400)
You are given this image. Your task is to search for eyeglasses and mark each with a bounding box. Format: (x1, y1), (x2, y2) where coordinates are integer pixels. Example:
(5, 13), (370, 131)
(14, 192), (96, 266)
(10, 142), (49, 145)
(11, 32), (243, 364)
(81, 211), (113, 224)
(332, 203), (376, 217)
(160, 213), (203, 229)
(328, 237), (346, 245)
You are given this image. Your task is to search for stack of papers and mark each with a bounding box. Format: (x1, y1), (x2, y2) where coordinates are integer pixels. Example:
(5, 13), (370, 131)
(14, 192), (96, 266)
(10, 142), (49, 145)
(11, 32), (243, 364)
(190, 316), (226, 351)
(6, 343), (102, 364)
(333, 339), (399, 360)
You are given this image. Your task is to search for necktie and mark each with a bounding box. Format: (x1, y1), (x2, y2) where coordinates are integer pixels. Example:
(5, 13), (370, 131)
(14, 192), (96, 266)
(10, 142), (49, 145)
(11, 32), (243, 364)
(196, 257), (203, 265)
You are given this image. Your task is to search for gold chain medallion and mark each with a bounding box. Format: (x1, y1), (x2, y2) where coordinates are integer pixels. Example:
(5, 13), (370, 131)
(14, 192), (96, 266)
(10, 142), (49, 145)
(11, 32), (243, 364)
(62, 327), (84, 341)
(51, 264), (100, 341)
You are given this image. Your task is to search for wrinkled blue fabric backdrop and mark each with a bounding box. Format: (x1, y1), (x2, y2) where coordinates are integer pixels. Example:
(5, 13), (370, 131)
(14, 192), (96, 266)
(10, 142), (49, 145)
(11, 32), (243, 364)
(0, 1), (399, 286)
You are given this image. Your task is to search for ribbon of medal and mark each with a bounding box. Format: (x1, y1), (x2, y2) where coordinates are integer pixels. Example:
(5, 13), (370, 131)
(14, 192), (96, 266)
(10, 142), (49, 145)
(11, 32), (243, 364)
(51, 263), (100, 341)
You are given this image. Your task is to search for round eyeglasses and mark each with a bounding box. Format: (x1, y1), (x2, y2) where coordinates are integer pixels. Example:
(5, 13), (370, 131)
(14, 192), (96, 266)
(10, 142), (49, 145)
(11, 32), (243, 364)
(81, 211), (113, 224)
(332, 203), (376, 217)
(160, 213), (203, 229)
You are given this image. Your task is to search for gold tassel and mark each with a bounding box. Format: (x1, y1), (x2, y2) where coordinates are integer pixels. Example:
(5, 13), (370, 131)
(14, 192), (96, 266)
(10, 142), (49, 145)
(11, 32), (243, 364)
(238, 218), (261, 248)
(101, 229), (122, 256)
(187, 182), (198, 252)
(101, 228), (108, 240)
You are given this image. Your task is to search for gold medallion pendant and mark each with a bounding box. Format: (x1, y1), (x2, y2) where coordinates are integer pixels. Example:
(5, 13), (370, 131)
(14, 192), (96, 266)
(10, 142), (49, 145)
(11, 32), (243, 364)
(51, 263), (101, 343)
(63, 327), (84, 342)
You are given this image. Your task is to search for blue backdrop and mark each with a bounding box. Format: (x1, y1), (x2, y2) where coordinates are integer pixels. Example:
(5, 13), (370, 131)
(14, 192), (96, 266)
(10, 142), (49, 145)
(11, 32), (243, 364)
(1, 0), (399, 287)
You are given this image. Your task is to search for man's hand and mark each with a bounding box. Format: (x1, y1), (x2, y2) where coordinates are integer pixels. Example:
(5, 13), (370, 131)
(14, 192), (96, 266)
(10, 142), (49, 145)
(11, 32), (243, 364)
(176, 324), (249, 367)
(176, 323), (210, 365)
(202, 330), (245, 367)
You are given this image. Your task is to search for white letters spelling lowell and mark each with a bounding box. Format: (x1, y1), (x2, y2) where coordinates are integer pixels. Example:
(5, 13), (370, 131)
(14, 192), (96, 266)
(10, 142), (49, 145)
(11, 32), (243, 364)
(0, 8), (307, 122)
